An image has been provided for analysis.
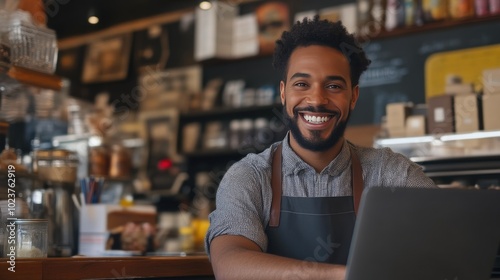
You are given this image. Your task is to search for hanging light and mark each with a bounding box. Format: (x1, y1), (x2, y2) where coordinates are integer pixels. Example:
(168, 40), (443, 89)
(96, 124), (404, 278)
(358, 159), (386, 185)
(88, 8), (99, 24)
(199, 1), (212, 10)
(88, 15), (99, 24)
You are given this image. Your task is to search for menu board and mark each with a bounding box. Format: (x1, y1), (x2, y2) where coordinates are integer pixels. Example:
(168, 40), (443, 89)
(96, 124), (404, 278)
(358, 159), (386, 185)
(425, 44), (500, 98)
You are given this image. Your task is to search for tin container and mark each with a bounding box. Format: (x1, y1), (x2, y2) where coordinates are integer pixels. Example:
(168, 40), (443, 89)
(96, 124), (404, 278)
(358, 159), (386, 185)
(4, 219), (48, 258)
(109, 144), (131, 178)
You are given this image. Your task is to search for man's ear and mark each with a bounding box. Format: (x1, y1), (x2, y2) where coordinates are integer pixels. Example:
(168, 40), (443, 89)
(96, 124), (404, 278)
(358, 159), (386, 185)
(351, 85), (359, 110)
(280, 81), (285, 105)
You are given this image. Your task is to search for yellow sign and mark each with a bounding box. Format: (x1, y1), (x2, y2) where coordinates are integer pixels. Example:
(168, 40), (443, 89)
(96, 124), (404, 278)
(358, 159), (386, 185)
(425, 44), (500, 99)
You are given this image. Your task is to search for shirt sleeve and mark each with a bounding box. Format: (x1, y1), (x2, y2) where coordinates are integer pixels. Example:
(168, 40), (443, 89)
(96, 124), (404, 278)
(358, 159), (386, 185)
(204, 159), (269, 257)
(380, 148), (437, 188)
(404, 158), (437, 188)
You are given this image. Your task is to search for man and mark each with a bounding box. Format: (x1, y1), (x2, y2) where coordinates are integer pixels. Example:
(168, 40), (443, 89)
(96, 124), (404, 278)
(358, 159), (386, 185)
(205, 16), (436, 280)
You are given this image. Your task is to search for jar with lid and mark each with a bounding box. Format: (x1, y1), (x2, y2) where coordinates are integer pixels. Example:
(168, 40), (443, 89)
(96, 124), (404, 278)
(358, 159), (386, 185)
(3, 219), (48, 258)
(35, 149), (78, 184)
(240, 119), (254, 148)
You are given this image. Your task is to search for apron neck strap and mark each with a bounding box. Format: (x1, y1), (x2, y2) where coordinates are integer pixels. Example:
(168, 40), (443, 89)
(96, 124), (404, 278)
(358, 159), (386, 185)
(350, 146), (364, 215)
(269, 143), (364, 228)
(269, 143), (283, 227)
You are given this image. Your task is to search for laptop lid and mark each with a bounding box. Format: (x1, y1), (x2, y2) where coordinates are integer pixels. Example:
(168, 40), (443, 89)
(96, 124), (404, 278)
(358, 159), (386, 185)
(345, 187), (500, 280)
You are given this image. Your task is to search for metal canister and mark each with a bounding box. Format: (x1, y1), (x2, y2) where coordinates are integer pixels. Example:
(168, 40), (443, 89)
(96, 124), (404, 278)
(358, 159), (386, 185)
(89, 146), (110, 177)
(109, 144), (131, 178)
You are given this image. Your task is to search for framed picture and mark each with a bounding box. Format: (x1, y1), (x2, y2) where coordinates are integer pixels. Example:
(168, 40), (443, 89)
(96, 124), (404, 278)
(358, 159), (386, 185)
(139, 109), (182, 166)
(138, 65), (202, 112)
(133, 24), (170, 72)
(81, 33), (132, 83)
(138, 109), (184, 192)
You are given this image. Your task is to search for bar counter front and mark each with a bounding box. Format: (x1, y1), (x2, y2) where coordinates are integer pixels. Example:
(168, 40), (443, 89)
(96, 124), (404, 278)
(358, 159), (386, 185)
(0, 255), (215, 279)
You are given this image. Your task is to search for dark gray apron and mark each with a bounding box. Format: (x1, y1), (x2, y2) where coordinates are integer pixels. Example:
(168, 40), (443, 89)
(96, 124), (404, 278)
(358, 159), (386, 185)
(265, 143), (364, 264)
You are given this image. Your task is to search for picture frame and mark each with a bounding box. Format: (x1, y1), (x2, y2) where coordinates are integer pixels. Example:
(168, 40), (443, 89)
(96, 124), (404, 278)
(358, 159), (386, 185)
(81, 33), (132, 83)
(138, 65), (202, 112)
(138, 109), (182, 167)
(138, 109), (185, 193)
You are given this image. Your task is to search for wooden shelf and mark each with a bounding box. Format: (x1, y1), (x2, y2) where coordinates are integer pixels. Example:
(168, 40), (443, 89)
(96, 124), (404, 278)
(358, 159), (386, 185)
(7, 66), (63, 91)
(196, 15), (500, 64)
(180, 104), (282, 121)
(363, 14), (500, 41)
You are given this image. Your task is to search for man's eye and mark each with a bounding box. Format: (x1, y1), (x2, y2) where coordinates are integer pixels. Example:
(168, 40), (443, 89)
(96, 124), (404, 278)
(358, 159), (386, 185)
(327, 84), (342, 89)
(294, 82), (307, 87)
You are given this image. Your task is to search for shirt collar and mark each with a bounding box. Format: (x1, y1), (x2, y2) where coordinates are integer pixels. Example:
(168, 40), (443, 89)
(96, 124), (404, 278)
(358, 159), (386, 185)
(280, 132), (351, 177)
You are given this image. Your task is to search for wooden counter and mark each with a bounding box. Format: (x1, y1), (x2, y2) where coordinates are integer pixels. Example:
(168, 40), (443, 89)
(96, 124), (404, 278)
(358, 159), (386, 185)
(0, 255), (214, 280)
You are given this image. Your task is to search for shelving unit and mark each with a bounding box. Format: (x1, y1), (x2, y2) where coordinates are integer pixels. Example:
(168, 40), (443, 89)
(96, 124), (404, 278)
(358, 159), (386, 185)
(176, 103), (286, 191)
(7, 65), (63, 90)
(367, 14), (500, 41)
(177, 103), (285, 157)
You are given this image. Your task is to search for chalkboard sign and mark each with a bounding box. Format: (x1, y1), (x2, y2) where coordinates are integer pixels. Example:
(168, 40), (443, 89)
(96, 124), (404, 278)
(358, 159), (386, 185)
(352, 19), (500, 125)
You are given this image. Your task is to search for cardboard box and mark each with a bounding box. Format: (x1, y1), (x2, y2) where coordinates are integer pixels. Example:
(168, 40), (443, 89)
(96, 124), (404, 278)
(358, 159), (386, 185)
(427, 95), (455, 134)
(483, 68), (500, 95)
(482, 94), (500, 131)
(445, 83), (474, 95)
(405, 115), (427, 136)
(194, 1), (238, 60)
(386, 102), (412, 130)
(79, 204), (156, 256)
(454, 93), (482, 133)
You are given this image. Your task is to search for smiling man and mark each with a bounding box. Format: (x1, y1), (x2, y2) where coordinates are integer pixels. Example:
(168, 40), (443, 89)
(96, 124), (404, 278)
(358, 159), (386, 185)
(205, 16), (436, 280)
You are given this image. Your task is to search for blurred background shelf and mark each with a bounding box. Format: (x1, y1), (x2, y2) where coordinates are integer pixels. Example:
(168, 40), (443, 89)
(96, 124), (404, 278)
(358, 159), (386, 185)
(7, 66), (63, 90)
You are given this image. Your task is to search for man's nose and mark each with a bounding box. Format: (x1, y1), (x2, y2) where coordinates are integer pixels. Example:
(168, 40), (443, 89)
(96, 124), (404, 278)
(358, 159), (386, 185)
(306, 86), (328, 106)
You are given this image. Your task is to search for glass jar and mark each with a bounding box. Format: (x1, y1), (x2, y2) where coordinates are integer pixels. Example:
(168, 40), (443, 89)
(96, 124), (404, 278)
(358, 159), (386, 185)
(35, 149), (78, 184)
(3, 219), (48, 258)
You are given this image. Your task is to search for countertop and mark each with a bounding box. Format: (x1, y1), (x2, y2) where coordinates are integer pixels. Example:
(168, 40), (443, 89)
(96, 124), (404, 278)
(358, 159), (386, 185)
(0, 255), (214, 280)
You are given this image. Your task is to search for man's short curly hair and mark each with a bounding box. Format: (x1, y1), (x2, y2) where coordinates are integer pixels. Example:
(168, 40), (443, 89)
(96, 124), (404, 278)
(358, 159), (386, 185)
(273, 16), (371, 86)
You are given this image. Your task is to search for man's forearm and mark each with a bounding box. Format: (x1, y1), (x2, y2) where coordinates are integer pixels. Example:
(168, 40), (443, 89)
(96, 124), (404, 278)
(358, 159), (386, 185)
(211, 237), (345, 280)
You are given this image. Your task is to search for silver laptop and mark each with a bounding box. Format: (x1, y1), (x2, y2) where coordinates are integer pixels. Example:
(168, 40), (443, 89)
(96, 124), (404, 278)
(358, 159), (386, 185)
(346, 187), (500, 280)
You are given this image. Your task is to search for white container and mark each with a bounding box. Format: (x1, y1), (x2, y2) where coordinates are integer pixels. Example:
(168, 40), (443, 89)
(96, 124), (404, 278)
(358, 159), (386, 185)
(78, 204), (156, 256)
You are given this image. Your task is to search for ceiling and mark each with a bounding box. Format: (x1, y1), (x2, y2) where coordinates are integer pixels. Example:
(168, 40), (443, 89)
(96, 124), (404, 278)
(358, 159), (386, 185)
(46, 0), (200, 39)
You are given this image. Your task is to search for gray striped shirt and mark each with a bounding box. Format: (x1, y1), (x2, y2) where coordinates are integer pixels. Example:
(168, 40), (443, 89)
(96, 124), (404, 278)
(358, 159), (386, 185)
(205, 134), (436, 255)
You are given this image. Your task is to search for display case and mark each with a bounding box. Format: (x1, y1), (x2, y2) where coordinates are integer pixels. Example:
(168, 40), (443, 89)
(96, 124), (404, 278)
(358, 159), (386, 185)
(374, 130), (500, 188)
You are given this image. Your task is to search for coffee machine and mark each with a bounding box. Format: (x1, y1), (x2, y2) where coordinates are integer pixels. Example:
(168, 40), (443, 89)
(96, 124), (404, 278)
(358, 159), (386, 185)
(27, 148), (79, 256)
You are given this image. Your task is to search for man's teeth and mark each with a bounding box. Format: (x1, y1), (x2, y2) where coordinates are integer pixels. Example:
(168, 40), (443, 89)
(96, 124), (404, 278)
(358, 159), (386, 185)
(304, 114), (330, 124)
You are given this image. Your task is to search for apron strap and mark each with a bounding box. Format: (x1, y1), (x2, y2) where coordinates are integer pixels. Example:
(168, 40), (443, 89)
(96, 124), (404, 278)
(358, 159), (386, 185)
(350, 146), (364, 215)
(269, 143), (283, 227)
(269, 143), (364, 227)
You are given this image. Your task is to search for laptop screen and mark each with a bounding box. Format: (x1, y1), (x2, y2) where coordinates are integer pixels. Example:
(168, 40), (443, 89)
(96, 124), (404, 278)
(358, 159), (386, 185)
(345, 187), (500, 280)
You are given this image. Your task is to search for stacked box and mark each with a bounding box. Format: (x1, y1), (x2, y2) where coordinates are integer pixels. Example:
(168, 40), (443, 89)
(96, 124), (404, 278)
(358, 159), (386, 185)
(482, 68), (500, 131)
(427, 95), (455, 134)
(482, 94), (500, 131)
(406, 115), (427, 136)
(454, 93), (482, 133)
(386, 102), (412, 137)
(483, 68), (500, 95)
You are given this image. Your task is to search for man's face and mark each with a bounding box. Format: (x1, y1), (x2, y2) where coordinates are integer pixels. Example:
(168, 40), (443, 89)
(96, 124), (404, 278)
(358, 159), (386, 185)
(280, 45), (359, 152)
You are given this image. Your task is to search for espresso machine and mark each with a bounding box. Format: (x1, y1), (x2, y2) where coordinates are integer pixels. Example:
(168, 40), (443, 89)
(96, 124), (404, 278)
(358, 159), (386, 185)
(26, 148), (79, 256)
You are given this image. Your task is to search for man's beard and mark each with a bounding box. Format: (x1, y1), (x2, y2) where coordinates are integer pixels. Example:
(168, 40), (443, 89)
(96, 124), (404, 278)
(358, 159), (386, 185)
(283, 103), (350, 152)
